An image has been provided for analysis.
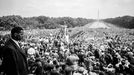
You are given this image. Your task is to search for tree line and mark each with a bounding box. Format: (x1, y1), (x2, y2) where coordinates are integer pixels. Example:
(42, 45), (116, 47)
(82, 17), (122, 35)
(0, 15), (95, 30)
(103, 15), (134, 29)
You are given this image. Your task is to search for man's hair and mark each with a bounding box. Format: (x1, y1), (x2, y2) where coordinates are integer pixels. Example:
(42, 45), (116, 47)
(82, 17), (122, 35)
(11, 27), (23, 35)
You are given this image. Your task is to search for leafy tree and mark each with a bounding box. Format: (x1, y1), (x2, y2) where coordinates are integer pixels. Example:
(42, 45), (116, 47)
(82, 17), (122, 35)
(0, 15), (95, 30)
(103, 15), (134, 29)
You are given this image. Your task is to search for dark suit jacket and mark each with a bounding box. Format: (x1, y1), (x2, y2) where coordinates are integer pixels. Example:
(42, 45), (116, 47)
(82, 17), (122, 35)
(2, 39), (28, 75)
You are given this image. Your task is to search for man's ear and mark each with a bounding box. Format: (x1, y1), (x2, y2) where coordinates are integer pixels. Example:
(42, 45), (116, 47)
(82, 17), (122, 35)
(14, 33), (18, 37)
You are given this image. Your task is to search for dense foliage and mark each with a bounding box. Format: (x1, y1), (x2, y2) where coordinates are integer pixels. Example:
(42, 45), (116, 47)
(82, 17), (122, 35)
(0, 15), (95, 30)
(103, 15), (134, 29)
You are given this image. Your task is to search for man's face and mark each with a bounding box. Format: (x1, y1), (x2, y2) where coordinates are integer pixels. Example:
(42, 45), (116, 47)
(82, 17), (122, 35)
(14, 30), (24, 41)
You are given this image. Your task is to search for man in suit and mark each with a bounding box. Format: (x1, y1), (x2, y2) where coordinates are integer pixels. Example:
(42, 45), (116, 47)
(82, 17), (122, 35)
(2, 27), (28, 75)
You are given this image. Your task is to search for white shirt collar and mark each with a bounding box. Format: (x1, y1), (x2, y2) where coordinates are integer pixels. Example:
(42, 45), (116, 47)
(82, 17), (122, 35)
(11, 38), (20, 48)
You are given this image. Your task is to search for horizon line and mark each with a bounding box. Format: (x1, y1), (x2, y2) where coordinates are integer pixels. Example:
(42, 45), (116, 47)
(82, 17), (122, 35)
(0, 14), (133, 19)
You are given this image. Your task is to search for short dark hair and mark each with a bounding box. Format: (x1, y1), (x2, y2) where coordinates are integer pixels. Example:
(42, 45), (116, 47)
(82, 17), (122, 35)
(11, 27), (23, 35)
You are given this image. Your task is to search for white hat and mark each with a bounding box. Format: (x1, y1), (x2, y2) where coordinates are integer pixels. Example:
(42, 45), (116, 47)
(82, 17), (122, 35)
(27, 47), (36, 55)
(44, 52), (49, 56)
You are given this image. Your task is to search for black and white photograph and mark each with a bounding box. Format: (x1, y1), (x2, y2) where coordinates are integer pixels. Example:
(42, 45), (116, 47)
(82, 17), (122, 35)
(0, 0), (134, 75)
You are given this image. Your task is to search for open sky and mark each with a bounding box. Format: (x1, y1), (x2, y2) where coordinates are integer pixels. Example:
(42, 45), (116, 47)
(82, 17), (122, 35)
(0, 0), (134, 19)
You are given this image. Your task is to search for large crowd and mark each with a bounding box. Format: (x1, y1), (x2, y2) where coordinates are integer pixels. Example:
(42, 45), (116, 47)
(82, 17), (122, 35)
(0, 33), (134, 75)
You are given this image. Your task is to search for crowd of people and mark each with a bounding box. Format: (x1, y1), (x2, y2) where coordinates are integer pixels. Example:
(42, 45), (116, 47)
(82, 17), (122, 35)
(0, 29), (134, 75)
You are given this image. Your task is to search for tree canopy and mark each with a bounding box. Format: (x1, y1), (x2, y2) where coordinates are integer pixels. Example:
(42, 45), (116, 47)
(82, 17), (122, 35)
(0, 15), (95, 30)
(103, 15), (134, 29)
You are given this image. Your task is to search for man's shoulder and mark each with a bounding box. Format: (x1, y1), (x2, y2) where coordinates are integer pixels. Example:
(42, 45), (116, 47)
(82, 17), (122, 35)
(4, 40), (12, 47)
(4, 38), (11, 44)
(4, 39), (16, 52)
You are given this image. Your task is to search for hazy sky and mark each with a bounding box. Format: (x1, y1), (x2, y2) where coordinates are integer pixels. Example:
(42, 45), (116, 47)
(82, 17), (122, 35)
(0, 0), (134, 19)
